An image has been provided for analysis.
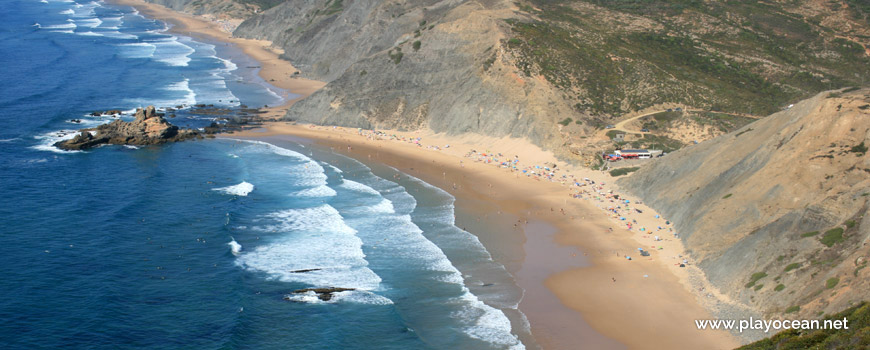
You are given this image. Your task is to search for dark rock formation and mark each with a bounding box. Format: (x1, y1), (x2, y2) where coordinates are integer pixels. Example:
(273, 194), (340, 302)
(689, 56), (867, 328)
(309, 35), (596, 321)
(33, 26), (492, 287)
(289, 268), (322, 273)
(285, 287), (355, 301)
(55, 106), (200, 151)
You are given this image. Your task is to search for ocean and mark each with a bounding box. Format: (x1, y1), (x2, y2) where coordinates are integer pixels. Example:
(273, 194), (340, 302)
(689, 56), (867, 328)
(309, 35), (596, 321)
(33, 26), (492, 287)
(0, 1), (532, 349)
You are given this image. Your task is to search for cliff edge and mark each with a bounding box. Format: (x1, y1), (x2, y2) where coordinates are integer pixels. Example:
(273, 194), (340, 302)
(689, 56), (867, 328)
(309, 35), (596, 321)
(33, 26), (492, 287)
(618, 88), (870, 319)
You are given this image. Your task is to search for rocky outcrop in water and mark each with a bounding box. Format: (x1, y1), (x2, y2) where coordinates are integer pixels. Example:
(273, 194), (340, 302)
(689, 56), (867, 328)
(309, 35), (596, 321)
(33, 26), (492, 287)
(55, 106), (201, 151)
(286, 287), (355, 302)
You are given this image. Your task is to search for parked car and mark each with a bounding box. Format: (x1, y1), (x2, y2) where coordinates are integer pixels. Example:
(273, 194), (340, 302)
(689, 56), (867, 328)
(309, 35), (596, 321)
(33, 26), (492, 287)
(640, 128), (649, 132)
(605, 125), (615, 129)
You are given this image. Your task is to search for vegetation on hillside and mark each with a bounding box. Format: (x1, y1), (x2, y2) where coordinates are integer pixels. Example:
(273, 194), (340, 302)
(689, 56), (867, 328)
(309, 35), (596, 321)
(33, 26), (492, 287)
(738, 302), (870, 350)
(505, 0), (870, 118)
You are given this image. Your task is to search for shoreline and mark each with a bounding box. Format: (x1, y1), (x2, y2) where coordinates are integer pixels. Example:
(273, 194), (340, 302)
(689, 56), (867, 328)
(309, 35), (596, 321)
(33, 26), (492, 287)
(102, 1), (740, 347)
(227, 124), (741, 349)
(105, 0), (326, 119)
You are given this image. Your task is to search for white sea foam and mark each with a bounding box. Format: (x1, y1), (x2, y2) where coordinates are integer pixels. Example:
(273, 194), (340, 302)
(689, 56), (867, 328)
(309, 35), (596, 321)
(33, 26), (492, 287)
(290, 185), (338, 198)
(218, 57), (238, 71)
(228, 238), (242, 255)
(76, 31), (101, 36)
(213, 181), (254, 196)
(32, 130), (82, 153)
(117, 42), (156, 59)
(162, 78), (197, 106)
(75, 18), (101, 28)
(99, 16), (122, 29)
(59, 9), (74, 15)
(42, 22), (76, 30)
(284, 290), (393, 305)
(339, 179), (382, 195)
(237, 205), (386, 292)
(339, 172), (525, 349)
(152, 36), (194, 67)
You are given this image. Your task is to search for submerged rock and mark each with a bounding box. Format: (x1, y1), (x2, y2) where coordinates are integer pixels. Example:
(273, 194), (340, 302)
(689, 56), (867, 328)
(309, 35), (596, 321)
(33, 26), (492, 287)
(55, 105), (200, 151)
(286, 287), (355, 301)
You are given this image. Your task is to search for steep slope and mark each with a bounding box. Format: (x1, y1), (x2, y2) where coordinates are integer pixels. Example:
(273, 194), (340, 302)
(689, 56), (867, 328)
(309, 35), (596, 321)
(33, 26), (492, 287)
(233, 0), (578, 150)
(618, 88), (870, 319)
(140, 0), (870, 160)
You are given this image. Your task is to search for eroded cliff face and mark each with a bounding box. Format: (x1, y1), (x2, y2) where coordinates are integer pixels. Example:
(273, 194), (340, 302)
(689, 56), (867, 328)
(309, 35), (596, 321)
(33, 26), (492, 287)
(143, 0), (256, 18)
(618, 88), (870, 319)
(232, 0), (579, 151)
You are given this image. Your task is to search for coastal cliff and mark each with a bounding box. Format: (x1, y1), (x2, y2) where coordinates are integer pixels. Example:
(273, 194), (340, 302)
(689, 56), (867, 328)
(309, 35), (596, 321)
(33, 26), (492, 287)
(138, 0), (870, 161)
(618, 88), (870, 319)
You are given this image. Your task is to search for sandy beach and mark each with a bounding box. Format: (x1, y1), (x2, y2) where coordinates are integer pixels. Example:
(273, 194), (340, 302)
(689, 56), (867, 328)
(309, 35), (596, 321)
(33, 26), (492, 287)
(103, 0), (740, 347)
(228, 123), (740, 350)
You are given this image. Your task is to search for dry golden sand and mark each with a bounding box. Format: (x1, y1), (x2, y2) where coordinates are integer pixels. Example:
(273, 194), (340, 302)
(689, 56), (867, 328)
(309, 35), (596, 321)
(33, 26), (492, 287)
(230, 123), (740, 350)
(103, 1), (739, 347)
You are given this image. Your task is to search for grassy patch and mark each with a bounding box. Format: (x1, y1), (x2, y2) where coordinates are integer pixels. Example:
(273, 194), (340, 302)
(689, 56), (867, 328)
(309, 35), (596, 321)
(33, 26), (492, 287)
(821, 228), (845, 247)
(558, 117), (573, 126)
(745, 272), (768, 288)
(754, 284), (764, 291)
(388, 48), (403, 64)
(722, 193), (732, 199)
(784, 263), (801, 272)
(846, 220), (857, 229)
(801, 231), (820, 238)
(609, 167), (640, 177)
(826, 277), (840, 289)
(774, 284), (785, 292)
(784, 305), (800, 314)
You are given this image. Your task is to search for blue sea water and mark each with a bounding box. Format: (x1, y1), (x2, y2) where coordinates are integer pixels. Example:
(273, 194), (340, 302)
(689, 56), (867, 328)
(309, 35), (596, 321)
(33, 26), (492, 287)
(0, 1), (532, 349)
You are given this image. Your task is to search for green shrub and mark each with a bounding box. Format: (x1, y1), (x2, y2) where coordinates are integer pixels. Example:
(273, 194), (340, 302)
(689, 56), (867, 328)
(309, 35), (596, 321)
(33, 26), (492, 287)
(821, 228), (845, 247)
(754, 284), (764, 291)
(774, 284), (785, 292)
(746, 272), (768, 288)
(851, 142), (868, 154)
(826, 277), (840, 289)
(846, 220), (857, 228)
(785, 263), (801, 272)
(412, 40), (421, 51)
(388, 48), (403, 64)
(722, 193), (732, 199)
(785, 305), (800, 313)
(801, 231), (820, 238)
(609, 167), (640, 177)
(558, 117), (573, 126)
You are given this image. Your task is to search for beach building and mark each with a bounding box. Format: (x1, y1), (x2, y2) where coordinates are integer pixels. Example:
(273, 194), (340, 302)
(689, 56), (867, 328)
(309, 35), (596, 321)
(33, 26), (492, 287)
(615, 149), (651, 159)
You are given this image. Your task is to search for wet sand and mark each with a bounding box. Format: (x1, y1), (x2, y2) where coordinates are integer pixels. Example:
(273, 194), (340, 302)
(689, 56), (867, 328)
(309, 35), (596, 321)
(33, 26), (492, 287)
(226, 123), (740, 349)
(105, 0), (739, 347)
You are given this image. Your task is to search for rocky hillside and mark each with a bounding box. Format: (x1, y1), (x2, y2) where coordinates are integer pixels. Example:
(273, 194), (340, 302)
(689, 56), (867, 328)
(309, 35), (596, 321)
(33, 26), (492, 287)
(141, 0), (869, 160)
(618, 88), (870, 320)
